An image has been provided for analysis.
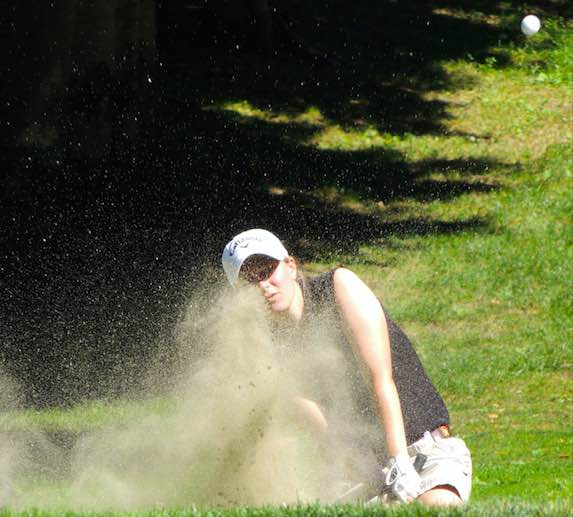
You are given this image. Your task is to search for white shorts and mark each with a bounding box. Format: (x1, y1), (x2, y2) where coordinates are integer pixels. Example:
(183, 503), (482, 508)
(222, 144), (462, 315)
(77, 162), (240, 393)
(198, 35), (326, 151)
(407, 431), (472, 503)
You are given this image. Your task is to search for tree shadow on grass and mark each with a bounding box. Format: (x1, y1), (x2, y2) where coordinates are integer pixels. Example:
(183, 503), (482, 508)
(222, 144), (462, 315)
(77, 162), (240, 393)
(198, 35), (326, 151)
(1, 0), (526, 406)
(160, 0), (522, 138)
(0, 101), (500, 406)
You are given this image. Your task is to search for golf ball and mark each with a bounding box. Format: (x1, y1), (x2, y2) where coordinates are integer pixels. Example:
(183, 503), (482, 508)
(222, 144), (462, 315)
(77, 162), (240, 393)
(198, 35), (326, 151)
(521, 15), (541, 36)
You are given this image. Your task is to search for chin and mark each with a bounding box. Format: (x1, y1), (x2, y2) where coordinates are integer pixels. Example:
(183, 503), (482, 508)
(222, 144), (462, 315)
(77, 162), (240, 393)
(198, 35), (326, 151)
(268, 299), (289, 312)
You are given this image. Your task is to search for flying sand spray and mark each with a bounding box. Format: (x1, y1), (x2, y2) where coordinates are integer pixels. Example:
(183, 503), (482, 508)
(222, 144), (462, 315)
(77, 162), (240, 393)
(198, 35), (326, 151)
(0, 283), (383, 510)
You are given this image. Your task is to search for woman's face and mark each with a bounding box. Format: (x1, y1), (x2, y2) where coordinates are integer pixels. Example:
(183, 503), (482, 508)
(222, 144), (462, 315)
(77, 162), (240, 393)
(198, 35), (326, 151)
(240, 255), (298, 313)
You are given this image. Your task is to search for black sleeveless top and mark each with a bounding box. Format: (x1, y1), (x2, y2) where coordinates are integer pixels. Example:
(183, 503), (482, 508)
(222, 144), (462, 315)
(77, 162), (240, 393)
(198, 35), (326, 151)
(300, 269), (450, 445)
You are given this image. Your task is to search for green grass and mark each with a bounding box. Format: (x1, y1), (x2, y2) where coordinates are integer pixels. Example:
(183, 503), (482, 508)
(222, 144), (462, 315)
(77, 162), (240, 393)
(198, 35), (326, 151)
(1, 500), (572, 516)
(317, 142), (573, 504)
(0, 398), (174, 434)
(496, 16), (573, 86)
(2, 3), (573, 516)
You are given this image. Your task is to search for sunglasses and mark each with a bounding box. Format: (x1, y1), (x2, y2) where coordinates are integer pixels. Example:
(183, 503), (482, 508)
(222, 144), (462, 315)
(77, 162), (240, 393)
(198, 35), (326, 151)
(239, 257), (280, 284)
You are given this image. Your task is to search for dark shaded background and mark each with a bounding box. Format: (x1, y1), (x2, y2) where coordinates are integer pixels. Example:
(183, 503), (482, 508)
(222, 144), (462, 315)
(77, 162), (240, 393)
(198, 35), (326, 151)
(1, 0), (570, 406)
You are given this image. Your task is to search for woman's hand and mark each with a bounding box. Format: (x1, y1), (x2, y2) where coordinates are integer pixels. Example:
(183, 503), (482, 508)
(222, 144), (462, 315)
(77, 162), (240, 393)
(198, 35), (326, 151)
(381, 452), (423, 502)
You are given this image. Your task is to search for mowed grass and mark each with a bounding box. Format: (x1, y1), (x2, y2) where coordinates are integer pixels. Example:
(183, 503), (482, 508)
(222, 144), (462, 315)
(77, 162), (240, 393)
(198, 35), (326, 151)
(1, 500), (572, 517)
(365, 145), (572, 503)
(307, 141), (572, 504)
(228, 5), (573, 509)
(2, 5), (572, 517)
(308, 16), (573, 505)
(0, 397), (175, 434)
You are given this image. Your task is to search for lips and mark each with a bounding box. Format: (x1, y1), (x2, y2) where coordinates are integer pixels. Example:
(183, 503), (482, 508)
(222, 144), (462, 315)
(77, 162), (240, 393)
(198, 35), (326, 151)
(265, 292), (279, 302)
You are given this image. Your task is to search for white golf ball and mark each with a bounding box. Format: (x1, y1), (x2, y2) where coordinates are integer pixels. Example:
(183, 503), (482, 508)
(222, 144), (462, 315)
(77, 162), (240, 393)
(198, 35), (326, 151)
(521, 15), (541, 36)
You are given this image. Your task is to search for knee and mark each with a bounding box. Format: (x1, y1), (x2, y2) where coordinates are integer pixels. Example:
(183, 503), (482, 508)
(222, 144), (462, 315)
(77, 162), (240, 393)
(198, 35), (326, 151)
(417, 486), (463, 506)
(292, 396), (328, 434)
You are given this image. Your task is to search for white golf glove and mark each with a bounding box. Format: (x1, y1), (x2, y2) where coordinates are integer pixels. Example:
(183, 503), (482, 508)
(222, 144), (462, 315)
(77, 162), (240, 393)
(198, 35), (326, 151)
(382, 452), (423, 502)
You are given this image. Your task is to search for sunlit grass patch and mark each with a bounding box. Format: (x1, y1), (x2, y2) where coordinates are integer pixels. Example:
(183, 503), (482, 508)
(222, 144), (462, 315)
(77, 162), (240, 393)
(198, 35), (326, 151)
(420, 69), (570, 162)
(0, 397), (174, 433)
(309, 125), (390, 151)
(434, 8), (573, 86)
(451, 371), (572, 430)
(431, 7), (501, 26)
(457, 372), (573, 502)
(209, 101), (326, 127)
(471, 431), (572, 501)
(503, 16), (573, 86)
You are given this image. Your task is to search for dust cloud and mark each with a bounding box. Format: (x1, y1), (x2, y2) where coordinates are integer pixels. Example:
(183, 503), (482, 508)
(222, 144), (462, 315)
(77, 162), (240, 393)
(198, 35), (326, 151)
(0, 369), (20, 505)
(1, 283), (385, 511)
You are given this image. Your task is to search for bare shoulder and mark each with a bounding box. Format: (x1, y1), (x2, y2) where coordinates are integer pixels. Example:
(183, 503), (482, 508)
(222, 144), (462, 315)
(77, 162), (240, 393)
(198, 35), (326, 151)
(333, 267), (370, 290)
(332, 267), (381, 310)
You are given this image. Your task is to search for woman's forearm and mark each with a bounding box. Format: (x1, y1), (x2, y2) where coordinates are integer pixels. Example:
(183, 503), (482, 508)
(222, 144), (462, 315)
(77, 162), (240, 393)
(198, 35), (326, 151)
(373, 375), (408, 457)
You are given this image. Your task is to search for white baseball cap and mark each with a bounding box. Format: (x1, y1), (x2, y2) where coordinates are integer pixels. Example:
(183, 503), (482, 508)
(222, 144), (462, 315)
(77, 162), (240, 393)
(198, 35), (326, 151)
(222, 228), (289, 285)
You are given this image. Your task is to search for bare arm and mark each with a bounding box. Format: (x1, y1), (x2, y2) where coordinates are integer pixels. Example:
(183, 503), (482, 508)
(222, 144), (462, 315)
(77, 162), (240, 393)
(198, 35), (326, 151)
(292, 396), (329, 434)
(333, 268), (408, 457)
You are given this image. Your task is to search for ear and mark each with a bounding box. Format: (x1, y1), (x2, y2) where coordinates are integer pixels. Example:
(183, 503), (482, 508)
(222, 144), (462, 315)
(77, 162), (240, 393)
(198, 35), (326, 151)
(284, 256), (297, 279)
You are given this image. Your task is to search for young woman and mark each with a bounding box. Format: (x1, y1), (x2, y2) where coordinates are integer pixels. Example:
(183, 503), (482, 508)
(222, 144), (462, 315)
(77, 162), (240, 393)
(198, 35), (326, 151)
(221, 228), (472, 506)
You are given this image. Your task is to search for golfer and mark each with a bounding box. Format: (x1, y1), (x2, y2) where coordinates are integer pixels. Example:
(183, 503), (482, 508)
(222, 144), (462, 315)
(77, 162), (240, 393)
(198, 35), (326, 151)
(221, 228), (472, 506)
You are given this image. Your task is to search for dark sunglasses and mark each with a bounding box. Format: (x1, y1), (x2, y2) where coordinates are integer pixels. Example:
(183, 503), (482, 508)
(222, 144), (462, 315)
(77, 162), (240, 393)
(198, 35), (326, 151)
(239, 257), (280, 284)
